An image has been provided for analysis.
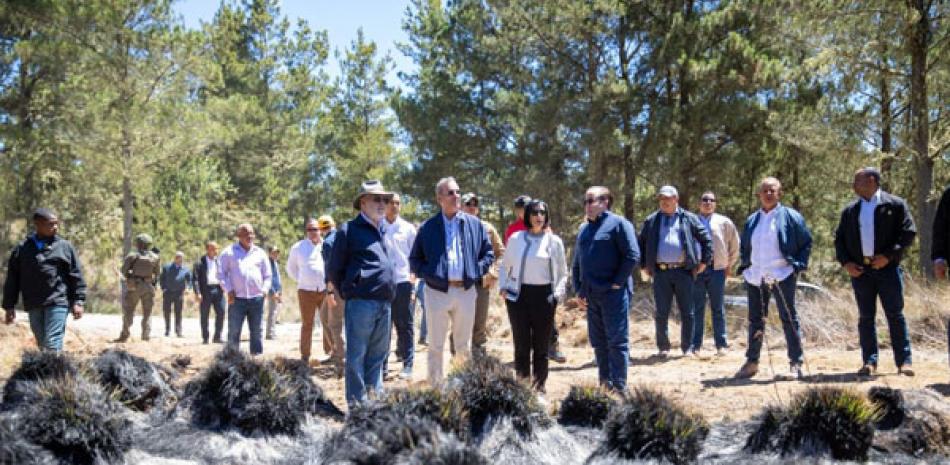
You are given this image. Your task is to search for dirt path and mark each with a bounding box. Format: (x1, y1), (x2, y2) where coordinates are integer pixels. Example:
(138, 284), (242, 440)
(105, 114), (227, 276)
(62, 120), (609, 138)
(2, 305), (948, 422)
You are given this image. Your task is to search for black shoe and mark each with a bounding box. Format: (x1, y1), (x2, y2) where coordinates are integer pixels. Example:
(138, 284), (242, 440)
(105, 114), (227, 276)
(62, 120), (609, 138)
(212, 338), (223, 344)
(202, 339), (209, 345)
(548, 349), (567, 363)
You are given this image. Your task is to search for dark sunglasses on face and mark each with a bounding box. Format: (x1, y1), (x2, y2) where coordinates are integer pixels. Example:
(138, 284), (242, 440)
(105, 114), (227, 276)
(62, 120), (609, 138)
(530, 210), (547, 216)
(701, 198), (716, 203)
(584, 196), (607, 205)
(306, 227), (319, 231)
(372, 195), (391, 204)
(465, 202), (479, 207)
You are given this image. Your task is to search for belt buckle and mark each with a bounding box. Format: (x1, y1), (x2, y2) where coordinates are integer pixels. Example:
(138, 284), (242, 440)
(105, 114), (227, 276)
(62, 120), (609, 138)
(659, 263), (668, 271)
(863, 257), (872, 265)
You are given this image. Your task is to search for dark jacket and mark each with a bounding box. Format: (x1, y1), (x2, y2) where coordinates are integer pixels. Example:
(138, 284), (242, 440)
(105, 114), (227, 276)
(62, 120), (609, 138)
(326, 214), (395, 301)
(834, 191), (916, 267)
(160, 263), (192, 295)
(3, 235), (86, 310)
(409, 211), (494, 292)
(191, 255), (221, 295)
(571, 211), (640, 299)
(638, 207), (713, 271)
(933, 186), (950, 261)
(738, 204), (812, 274)
(268, 258), (282, 294)
(322, 229), (337, 285)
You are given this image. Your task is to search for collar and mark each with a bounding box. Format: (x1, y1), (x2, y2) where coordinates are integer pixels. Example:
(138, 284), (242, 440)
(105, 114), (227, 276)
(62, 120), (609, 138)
(759, 203), (782, 217)
(31, 234), (54, 250)
(860, 189), (882, 204)
(359, 212), (380, 228)
(442, 212), (462, 225)
(586, 211), (608, 224)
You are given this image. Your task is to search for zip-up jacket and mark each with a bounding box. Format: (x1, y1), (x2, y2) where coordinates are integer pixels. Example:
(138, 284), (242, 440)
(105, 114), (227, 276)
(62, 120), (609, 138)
(3, 235), (86, 310)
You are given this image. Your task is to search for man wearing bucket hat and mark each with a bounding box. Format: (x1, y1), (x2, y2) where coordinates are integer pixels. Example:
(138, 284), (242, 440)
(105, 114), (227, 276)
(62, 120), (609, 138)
(639, 185), (713, 357)
(327, 180), (397, 404)
(116, 232), (161, 342)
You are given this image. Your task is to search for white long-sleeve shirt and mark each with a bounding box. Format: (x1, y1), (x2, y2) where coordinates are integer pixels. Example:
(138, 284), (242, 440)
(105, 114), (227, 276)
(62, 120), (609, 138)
(743, 208), (794, 286)
(285, 238), (327, 292)
(383, 216), (417, 284)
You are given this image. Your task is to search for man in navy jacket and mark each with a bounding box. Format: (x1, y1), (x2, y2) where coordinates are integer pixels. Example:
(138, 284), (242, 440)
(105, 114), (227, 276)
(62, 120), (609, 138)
(835, 168), (916, 376)
(572, 186), (640, 392)
(326, 180), (396, 404)
(409, 176), (494, 385)
(735, 177), (812, 380)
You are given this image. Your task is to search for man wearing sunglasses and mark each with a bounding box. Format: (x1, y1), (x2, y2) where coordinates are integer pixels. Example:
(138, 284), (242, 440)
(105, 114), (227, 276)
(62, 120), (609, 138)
(410, 177), (495, 385)
(327, 180), (397, 404)
(286, 218), (332, 365)
(639, 186), (713, 358)
(571, 186), (640, 392)
(461, 192), (505, 356)
(691, 191), (740, 356)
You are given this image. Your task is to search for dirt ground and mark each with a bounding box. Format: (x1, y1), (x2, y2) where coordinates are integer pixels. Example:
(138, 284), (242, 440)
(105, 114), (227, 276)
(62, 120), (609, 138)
(1, 300), (948, 422)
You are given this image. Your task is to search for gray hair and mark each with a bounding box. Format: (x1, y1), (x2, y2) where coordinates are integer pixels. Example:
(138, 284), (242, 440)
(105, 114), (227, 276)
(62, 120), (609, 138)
(174, 251), (184, 258)
(435, 177), (458, 197)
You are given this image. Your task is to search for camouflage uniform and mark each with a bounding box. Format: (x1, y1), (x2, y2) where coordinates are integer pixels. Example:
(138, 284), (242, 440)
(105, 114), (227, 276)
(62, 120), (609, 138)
(117, 234), (161, 341)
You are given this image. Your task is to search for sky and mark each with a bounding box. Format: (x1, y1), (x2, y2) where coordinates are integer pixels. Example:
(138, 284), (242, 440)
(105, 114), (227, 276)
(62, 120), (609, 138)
(172, 0), (416, 85)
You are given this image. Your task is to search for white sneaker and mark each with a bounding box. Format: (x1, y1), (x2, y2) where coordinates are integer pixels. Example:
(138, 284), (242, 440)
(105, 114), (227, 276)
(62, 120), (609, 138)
(398, 366), (412, 380)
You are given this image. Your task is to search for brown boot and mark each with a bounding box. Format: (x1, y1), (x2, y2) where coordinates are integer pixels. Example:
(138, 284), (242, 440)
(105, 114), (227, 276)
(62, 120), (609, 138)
(857, 363), (877, 376)
(898, 364), (915, 377)
(735, 361), (759, 379)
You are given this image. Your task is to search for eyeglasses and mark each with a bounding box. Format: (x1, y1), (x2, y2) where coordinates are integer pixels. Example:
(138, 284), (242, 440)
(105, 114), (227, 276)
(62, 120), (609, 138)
(701, 198), (716, 203)
(371, 195), (391, 204)
(530, 210), (548, 216)
(584, 196), (607, 205)
(465, 202), (479, 207)
(306, 228), (319, 232)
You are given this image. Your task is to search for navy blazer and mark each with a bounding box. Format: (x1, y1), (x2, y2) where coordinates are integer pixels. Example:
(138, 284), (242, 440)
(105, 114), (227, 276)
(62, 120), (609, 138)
(326, 214), (395, 301)
(191, 256), (220, 295)
(409, 211), (494, 292)
(638, 207), (713, 271)
(738, 204), (812, 274)
(834, 191), (916, 266)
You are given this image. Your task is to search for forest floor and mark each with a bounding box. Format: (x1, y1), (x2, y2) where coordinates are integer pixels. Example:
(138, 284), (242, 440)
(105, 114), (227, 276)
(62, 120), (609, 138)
(2, 295), (948, 420)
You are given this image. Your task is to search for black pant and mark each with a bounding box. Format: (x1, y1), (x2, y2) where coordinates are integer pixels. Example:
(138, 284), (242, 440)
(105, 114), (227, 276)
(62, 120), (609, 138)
(505, 284), (555, 391)
(163, 291), (184, 336)
(200, 286), (226, 342)
(391, 281), (415, 368)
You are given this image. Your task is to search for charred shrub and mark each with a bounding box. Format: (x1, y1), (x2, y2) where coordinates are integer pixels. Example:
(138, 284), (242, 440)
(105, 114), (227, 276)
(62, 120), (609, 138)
(15, 376), (132, 465)
(183, 348), (342, 436)
(90, 348), (177, 412)
(557, 385), (615, 428)
(2, 351), (79, 408)
(446, 356), (548, 438)
(0, 416), (56, 465)
(351, 388), (468, 440)
(745, 387), (878, 461)
(868, 386), (905, 430)
(592, 387), (709, 465)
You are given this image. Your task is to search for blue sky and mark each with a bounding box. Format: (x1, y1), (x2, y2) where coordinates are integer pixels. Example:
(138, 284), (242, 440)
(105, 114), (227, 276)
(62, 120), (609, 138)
(172, 0), (415, 85)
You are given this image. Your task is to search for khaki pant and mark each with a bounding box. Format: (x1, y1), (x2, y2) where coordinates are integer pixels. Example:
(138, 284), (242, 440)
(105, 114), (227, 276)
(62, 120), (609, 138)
(472, 285), (491, 351)
(426, 285), (477, 384)
(319, 289), (346, 363)
(121, 281), (155, 340)
(298, 290), (327, 361)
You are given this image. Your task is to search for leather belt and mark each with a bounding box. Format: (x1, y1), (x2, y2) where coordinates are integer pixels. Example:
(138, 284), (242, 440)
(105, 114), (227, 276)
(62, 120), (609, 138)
(862, 256), (873, 265)
(657, 263), (686, 271)
(448, 280), (465, 288)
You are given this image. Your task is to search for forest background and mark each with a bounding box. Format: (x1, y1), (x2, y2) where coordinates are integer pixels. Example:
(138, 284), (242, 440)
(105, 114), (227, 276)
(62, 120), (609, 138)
(1, 0), (948, 311)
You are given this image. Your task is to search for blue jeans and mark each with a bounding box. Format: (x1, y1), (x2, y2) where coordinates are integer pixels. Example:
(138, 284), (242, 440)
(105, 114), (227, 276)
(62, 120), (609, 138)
(28, 306), (69, 351)
(653, 268), (695, 353)
(745, 274), (803, 364)
(345, 298), (391, 405)
(391, 282), (415, 368)
(852, 266), (911, 367)
(586, 288), (630, 391)
(228, 297), (264, 355)
(415, 280), (427, 342)
(691, 269), (728, 349)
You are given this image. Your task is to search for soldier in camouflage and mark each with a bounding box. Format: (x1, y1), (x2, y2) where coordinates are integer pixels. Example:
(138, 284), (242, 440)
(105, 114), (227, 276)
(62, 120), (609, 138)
(115, 233), (161, 342)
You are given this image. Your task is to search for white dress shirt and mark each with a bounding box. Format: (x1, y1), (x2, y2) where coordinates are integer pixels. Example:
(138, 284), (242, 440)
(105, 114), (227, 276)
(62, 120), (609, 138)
(383, 215), (417, 284)
(285, 238), (326, 292)
(859, 189), (881, 257)
(743, 207), (794, 286)
(206, 255), (220, 285)
(443, 213), (464, 281)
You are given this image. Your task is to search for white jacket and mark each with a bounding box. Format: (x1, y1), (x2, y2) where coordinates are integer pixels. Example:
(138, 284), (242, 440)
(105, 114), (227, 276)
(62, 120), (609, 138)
(498, 231), (568, 302)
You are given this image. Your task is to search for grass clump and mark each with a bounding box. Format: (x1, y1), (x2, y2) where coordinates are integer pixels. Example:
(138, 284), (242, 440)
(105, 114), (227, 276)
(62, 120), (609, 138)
(745, 387), (879, 461)
(591, 387), (709, 465)
(90, 348), (177, 412)
(183, 348), (342, 436)
(557, 385), (616, 428)
(0, 416), (56, 465)
(446, 355), (549, 438)
(2, 350), (79, 407)
(352, 387), (468, 440)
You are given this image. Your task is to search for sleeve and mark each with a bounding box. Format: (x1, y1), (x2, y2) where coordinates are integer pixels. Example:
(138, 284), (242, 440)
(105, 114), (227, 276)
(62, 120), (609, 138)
(65, 244), (87, 306)
(191, 261), (201, 294)
(285, 245), (299, 283)
(725, 219), (741, 269)
(571, 230), (583, 298)
(326, 226), (348, 291)
(794, 213), (813, 272)
(152, 258), (161, 284)
(408, 224), (426, 278)
(637, 219), (648, 269)
(159, 265), (168, 290)
(934, 188), (950, 261)
(260, 254), (273, 295)
(611, 219), (640, 287)
(552, 236), (569, 301)
(2, 246), (20, 310)
(692, 215), (713, 265)
(833, 208), (851, 265)
(184, 268), (193, 292)
(217, 253), (232, 293)
(270, 261), (281, 293)
(889, 198), (917, 262)
(475, 223), (495, 278)
(120, 254), (134, 278)
(498, 234), (514, 290)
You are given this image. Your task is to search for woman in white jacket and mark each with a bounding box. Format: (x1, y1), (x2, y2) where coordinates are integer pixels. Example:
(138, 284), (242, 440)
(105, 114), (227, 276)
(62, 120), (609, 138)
(498, 200), (568, 393)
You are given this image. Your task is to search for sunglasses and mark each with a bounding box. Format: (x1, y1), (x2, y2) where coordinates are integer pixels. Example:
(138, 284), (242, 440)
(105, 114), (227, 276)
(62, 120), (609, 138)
(465, 202), (479, 207)
(306, 227), (319, 231)
(701, 198), (716, 203)
(371, 195), (391, 204)
(530, 210), (548, 216)
(584, 196), (607, 205)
